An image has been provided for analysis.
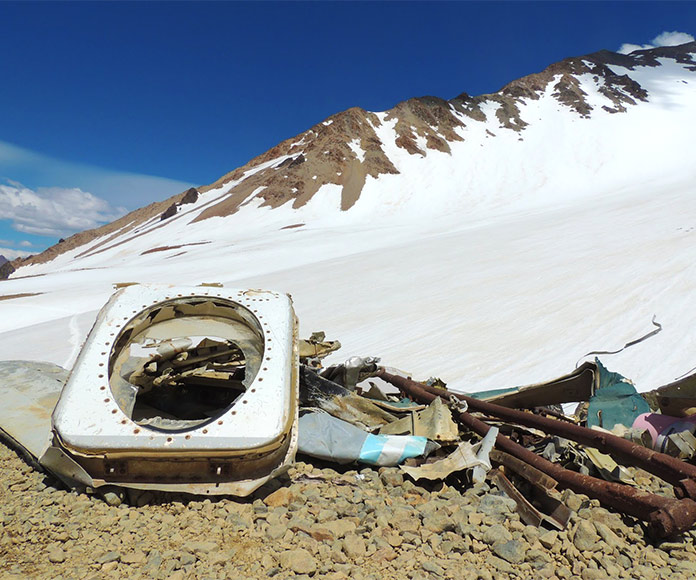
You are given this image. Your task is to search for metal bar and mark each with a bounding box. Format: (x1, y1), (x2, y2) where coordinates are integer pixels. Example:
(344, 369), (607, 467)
(490, 468), (569, 530)
(490, 449), (558, 491)
(378, 369), (696, 538)
(406, 374), (696, 500)
(490, 468), (544, 527)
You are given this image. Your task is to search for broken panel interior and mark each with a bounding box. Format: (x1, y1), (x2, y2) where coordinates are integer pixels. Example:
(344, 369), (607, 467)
(109, 298), (264, 432)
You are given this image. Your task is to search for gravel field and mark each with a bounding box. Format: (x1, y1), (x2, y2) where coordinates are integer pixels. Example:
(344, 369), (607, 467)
(2, 441), (696, 580)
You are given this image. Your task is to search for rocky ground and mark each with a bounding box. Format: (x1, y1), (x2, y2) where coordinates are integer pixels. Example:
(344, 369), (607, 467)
(2, 442), (696, 579)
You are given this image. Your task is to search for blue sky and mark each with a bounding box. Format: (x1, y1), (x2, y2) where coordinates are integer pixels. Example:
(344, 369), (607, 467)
(0, 1), (694, 257)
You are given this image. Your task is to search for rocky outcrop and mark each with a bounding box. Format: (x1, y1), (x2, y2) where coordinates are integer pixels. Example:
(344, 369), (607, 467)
(181, 187), (199, 205)
(196, 43), (683, 224)
(161, 187), (200, 221)
(0, 259), (16, 280)
(194, 107), (399, 220)
(160, 204), (178, 221)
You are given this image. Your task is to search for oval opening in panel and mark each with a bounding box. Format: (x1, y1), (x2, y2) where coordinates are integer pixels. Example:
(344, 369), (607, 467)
(108, 297), (264, 432)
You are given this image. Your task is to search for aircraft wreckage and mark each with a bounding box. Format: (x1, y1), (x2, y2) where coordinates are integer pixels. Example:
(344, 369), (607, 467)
(4, 284), (696, 538)
(1, 285), (299, 496)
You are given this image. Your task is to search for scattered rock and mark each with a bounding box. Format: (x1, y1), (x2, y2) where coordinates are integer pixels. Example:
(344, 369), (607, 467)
(179, 552), (196, 566)
(581, 569), (608, 580)
(279, 548), (317, 574)
(265, 487), (295, 507)
(182, 540), (217, 555)
(422, 560), (445, 576)
(574, 520), (600, 552)
(324, 519), (357, 538)
(478, 493), (516, 516)
(493, 540), (527, 564)
(422, 512), (454, 534)
(121, 550), (147, 565)
(594, 521), (622, 550)
(379, 468), (403, 487)
(342, 534), (367, 559)
(526, 548), (552, 565)
(488, 555), (515, 574)
(539, 530), (558, 549)
(47, 546), (66, 563)
(100, 490), (123, 507)
(308, 525), (334, 541)
(96, 551), (121, 564)
(1, 439), (696, 579)
(483, 524), (512, 545)
(562, 490), (585, 512)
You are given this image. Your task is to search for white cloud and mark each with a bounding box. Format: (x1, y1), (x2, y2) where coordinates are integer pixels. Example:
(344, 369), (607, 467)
(0, 182), (127, 237)
(19, 240), (33, 247)
(619, 30), (695, 54)
(653, 31), (695, 47)
(0, 247), (32, 260)
(0, 140), (196, 211)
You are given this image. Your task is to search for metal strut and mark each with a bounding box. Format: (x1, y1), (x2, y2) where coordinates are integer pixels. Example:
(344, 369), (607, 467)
(401, 373), (696, 501)
(377, 369), (696, 538)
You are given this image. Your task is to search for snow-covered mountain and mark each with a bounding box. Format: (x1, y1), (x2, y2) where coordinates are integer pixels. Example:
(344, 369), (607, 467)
(2, 41), (696, 394)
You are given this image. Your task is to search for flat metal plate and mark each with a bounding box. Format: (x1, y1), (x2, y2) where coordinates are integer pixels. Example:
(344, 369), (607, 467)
(0, 361), (68, 458)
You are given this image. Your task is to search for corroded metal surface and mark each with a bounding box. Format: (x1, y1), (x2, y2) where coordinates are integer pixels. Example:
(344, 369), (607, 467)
(412, 375), (696, 500)
(378, 370), (696, 538)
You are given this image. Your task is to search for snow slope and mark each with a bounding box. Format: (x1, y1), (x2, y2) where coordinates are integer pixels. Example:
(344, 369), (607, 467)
(1, 44), (695, 395)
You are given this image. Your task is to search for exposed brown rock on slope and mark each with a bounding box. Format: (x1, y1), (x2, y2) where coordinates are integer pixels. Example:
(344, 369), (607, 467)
(11, 42), (696, 272)
(193, 48), (662, 222)
(0, 292), (42, 301)
(192, 107), (398, 220)
(161, 187), (200, 221)
(0, 260), (16, 281)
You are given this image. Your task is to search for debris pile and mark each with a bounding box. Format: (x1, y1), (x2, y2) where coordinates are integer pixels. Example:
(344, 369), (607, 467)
(295, 342), (696, 540)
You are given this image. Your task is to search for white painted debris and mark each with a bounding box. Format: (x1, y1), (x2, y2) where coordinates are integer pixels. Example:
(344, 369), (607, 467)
(3, 284), (300, 497)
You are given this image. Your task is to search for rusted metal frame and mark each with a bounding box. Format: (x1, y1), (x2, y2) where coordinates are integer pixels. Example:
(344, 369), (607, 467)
(414, 377), (696, 500)
(489, 468), (570, 530)
(490, 469), (545, 528)
(377, 370), (696, 538)
(530, 480), (572, 530)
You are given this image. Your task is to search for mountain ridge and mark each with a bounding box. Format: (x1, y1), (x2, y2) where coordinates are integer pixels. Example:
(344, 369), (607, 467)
(11, 40), (696, 272)
(2, 40), (696, 394)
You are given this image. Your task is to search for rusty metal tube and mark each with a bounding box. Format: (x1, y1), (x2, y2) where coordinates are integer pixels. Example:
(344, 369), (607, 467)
(378, 369), (696, 538)
(406, 375), (696, 500)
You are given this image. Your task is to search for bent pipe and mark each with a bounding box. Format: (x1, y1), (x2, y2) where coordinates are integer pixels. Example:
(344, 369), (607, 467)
(377, 369), (696, 538)
(391, 373), (696, 501)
